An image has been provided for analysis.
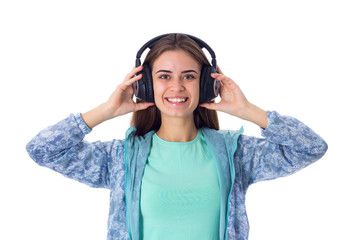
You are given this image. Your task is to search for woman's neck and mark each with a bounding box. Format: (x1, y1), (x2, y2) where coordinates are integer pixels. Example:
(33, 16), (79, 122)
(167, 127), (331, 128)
(156, 115), (198, 142)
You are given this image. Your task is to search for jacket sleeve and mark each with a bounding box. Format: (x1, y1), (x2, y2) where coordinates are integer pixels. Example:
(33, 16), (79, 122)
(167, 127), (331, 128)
(26, 113), (119, 189)
(236, 111), (328, 187)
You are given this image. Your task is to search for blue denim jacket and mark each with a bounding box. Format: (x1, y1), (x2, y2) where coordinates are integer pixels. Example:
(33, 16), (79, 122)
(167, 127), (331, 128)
(26, 111), (327, 240)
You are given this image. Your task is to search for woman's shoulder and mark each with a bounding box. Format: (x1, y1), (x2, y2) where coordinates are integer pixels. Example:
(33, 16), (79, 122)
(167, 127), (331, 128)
(201, 126), (244, 139)
(200, 126), (244, 152)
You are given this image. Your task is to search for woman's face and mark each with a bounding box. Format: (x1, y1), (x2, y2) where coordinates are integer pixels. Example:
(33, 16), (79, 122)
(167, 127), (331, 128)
(152, 50), (201, 119)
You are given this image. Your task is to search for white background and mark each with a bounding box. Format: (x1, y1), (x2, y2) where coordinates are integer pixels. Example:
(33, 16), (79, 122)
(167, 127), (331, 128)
(1, 0), (359, 239)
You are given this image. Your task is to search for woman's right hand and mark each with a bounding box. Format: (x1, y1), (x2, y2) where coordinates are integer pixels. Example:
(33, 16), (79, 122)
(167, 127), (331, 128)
(82, 66), (155, 129)
(105, 65), (155, 118)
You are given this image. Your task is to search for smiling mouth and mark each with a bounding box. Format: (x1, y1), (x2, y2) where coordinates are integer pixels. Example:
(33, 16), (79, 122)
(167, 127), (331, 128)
(165, 97), (189, 103)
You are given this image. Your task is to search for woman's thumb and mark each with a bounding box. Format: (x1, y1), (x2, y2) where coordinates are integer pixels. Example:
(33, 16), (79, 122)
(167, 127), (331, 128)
(135, 102), (155, 112)
(199, 102), (217, 110)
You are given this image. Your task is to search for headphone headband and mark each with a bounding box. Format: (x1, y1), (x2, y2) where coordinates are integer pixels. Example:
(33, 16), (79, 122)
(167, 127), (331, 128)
(135, 33), (217, 68)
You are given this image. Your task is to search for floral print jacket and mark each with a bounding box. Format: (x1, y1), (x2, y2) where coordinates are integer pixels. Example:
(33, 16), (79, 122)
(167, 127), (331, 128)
(26, 111), (328, 240)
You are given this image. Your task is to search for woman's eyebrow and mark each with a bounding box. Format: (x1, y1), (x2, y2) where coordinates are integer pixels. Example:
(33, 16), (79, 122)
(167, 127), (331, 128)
(155, 69), (199, 74)
(182, 70), (198, 74)
(155, 70), (172, 74)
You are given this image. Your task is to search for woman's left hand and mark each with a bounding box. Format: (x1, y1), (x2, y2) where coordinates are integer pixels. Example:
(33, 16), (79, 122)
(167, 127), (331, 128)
(199, 67), (250, 119)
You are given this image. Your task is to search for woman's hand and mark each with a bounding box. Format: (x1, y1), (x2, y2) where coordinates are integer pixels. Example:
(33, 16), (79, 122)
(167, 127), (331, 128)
(199, 67), (250, 118)
(81, 66), (155, 129)
(105, 66), (155, 118)
(199, 67), (268, 129)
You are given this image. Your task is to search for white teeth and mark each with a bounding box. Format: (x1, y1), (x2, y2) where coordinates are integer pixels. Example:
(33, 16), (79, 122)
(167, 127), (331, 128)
(167, 98), (186, 103)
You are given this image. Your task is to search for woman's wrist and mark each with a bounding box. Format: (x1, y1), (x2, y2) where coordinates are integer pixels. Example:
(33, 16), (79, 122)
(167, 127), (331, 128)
(82, 103), (112, 129)
(239, 102), (268, 129)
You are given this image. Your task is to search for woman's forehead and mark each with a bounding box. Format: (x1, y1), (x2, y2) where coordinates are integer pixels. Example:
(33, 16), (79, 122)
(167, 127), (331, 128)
(152, 50), (201, 72)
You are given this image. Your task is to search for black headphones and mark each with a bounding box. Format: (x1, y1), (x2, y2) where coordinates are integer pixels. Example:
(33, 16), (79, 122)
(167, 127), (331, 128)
(132, 33), (220, 103)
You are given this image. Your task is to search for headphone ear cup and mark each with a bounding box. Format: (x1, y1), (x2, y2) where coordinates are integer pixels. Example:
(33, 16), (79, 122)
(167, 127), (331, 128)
(133, 63), (154, 102)
(199, 65), (219, 103)
(142, 63), (154, 102)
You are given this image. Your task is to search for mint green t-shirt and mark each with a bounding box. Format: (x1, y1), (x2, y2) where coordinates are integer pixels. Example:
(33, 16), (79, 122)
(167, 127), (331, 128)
(139, 129), (220, 240)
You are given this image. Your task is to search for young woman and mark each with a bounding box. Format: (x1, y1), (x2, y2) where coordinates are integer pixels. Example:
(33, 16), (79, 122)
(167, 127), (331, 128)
(26, 33), (328, 240)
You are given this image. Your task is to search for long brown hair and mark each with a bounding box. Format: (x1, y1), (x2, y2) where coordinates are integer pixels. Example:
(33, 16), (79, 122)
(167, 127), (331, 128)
(130, 34), (219, 136)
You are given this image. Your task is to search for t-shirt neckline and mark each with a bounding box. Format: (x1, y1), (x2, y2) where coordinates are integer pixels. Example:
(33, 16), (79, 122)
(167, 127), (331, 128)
(153, 129), (201, 146)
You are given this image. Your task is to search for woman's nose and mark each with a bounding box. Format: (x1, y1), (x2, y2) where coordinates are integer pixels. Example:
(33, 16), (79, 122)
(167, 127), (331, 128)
(170, 78), (185, 91)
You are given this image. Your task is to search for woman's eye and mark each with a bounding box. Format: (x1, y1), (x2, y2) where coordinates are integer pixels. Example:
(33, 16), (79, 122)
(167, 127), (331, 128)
(159, 75), (170, 80)
(184, 74), (195, 80)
